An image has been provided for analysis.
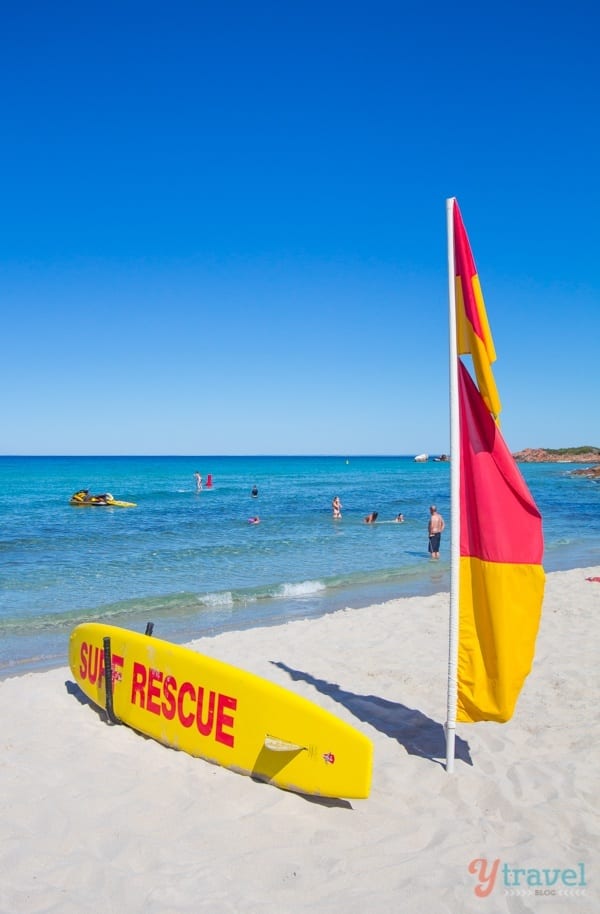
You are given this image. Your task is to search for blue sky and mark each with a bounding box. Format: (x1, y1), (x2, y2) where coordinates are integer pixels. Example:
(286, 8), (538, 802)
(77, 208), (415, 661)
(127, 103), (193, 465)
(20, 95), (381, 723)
(2, 1), (598, 455)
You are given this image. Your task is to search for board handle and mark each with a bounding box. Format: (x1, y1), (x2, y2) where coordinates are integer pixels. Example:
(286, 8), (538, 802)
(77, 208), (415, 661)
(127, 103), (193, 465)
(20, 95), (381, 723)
(103, 637), (120, 725)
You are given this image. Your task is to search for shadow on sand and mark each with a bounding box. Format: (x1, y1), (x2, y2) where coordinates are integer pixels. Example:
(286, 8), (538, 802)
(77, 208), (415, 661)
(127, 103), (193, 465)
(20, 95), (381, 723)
(272, 661), (472, 769)
(65, 679), (119, 726)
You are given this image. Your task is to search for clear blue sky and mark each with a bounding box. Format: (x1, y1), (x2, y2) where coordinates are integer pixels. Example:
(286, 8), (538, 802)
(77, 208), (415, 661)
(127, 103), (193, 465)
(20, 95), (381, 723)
(2, 1), (598, 455)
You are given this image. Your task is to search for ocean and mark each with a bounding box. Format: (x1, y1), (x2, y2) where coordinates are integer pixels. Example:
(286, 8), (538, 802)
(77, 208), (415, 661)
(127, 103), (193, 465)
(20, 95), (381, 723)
(1, 455), (598, 678)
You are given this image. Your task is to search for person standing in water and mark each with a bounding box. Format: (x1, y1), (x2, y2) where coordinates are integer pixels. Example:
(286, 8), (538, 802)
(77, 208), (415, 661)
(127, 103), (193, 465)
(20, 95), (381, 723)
(427, 505), (445, 559)
(332, 496), (342, 519)
(194, 471), (202, 492)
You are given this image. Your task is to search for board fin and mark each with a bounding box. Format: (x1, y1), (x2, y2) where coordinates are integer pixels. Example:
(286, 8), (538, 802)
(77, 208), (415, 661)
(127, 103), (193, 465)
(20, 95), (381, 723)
(264, 735), (306, 753)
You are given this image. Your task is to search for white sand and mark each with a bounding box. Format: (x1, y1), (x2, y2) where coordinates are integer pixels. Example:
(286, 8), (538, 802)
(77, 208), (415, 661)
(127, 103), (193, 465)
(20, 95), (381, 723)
(1, 567), (598, 913)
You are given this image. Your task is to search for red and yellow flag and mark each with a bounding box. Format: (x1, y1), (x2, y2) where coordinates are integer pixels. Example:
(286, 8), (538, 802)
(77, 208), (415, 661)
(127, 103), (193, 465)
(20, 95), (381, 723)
(453, 201), (501, 420)
(457, 341), (545, 723)
(452, 199), (545, 723)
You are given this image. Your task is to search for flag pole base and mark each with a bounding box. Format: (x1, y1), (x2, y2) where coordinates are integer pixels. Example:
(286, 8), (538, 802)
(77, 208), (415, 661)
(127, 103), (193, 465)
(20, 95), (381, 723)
(445, 721), (456, 773)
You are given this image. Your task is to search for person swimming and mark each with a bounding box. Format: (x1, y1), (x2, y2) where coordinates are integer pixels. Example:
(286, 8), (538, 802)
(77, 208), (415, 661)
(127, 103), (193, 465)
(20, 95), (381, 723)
(364, 511), (378, 524)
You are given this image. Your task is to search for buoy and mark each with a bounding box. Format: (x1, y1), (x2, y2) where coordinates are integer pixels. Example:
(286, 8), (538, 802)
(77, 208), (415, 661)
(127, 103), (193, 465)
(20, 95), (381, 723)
(206, 474), (213, 488)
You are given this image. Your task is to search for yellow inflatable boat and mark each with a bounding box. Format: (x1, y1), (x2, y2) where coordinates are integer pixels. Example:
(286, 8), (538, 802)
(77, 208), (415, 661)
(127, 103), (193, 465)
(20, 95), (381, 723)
(69, 490), (137, 508)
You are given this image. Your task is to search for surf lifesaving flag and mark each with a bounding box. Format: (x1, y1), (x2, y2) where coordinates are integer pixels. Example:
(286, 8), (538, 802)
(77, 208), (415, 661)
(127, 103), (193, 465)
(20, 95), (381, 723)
(454, 201), (501, 421)
(451, 199), (545, 723)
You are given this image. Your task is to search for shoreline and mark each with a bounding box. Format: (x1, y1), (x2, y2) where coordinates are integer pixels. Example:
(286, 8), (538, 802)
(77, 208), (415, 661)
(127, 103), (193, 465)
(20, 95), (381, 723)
(1, 566), (598, 912)
(3, 455), (599, 681)
(2, 545), (599, 681)
(0, 566), (452, 682)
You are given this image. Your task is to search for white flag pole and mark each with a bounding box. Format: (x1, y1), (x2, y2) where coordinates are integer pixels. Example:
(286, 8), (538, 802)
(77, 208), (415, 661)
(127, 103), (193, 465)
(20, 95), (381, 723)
(445, 197), (461, 773)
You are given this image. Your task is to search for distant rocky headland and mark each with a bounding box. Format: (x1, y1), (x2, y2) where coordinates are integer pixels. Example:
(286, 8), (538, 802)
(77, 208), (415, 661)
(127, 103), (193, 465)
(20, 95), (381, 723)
(513, 447), (600, 479)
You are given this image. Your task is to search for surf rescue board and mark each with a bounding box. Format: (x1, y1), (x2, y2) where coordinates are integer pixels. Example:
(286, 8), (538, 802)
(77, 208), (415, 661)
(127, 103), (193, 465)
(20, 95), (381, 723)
(69, 623), (372, 799)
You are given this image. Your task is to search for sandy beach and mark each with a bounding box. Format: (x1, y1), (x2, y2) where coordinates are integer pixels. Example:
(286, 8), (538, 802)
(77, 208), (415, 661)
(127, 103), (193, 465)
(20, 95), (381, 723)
(1, 567), (598, 913)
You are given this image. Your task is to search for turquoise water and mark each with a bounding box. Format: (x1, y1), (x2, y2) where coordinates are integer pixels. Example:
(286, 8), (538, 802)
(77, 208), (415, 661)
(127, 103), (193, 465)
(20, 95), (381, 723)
(1, 455), (598, 677)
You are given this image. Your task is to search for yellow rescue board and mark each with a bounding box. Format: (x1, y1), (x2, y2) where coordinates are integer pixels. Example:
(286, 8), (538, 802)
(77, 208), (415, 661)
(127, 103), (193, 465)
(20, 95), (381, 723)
(69, 623), (373, 799)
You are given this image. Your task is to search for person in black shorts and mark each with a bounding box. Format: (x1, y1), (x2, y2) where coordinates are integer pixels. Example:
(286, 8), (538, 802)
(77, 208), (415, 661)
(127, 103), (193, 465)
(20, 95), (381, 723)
(428, 505), (445, 559)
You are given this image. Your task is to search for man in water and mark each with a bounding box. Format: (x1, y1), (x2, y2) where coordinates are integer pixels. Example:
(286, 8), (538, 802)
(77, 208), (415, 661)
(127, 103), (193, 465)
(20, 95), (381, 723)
(428, 505), (445, 559)
(194, 471), (202, 492)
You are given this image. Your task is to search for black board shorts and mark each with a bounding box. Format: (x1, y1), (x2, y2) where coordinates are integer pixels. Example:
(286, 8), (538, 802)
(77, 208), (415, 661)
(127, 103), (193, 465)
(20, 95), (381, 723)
(428, 532), (441, 553)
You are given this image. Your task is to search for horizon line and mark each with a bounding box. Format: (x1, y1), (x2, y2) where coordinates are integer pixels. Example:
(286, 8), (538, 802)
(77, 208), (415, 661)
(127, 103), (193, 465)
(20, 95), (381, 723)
(0, 453), (449, 459)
